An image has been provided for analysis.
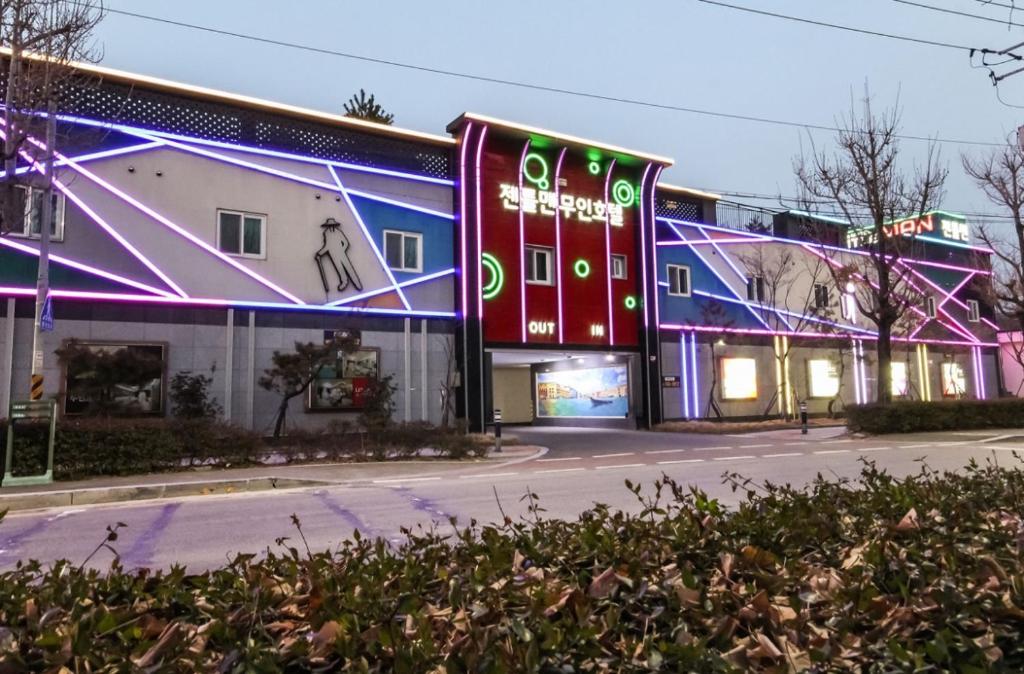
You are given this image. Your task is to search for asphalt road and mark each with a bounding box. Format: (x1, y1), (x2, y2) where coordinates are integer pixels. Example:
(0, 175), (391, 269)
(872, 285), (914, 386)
(1, 426), (1022, 571)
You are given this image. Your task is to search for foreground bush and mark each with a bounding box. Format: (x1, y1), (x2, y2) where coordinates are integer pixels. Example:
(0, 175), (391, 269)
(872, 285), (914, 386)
(2, 461), (1023, 671)
(846, 398), (1024, 434)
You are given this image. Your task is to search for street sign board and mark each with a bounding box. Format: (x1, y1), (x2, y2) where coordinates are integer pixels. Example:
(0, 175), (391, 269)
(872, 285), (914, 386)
(40, 294), (54, 332)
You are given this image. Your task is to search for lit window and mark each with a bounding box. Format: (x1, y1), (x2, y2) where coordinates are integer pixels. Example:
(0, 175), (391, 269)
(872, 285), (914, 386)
(941, 361), (966, 398)
(720, 357), (758, 400)
(813, 283), (830, 310)
(526, 246), (554, 285)
(891, 361), (909, 397)
(667, 264), (691, 297)
(807, 359), (841, 398)
(746, 275), (765, 302)
(383, 230), (422, 272)
(218, 210), (265, 258)
(967, 299), (980, 323)
(11, 185), (64, 241)
(924, 296), (937, 319)
(611, 254), (627, 280)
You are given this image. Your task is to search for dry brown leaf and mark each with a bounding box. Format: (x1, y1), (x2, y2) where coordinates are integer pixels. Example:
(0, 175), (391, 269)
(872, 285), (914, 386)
(588, 567), (618, 599)
(895, 508), (919, 532)
(720, 553), (734, 579)
(748, 632), (784, 661)
(132, 622), (183, 669)
(310, 620), (340, 658)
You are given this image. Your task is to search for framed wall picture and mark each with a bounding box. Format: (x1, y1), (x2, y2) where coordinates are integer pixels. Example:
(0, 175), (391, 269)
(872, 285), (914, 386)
(535, 365), (629, 419)
(60, 341), (167, 416)
(308, 347), (380, 411)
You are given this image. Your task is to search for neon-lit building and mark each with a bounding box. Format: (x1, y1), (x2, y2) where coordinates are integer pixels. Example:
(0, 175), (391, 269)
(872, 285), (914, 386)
(0, 62), (999, 432)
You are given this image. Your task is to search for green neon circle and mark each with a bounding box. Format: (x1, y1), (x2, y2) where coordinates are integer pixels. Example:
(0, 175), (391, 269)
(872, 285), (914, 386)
(612, 180), (636, 207)
(573, 259), (591, 278)
(481, 253), (504, 300)
(588, 161), (601, 176)
(523, 153), (550, 190)
(624, 295), (638, 310)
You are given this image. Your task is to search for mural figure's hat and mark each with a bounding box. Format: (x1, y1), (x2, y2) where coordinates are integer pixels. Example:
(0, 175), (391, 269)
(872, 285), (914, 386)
(321, 217), (342, 230)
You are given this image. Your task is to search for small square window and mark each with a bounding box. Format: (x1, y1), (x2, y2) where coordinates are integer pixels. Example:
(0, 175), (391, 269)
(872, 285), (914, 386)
(611, 254), (627, 280)
(218, 210), (265, 258)
(967, 299), (980, 323)
(526, 246), (554, 285)
(667, 264), (691, 297)
(925, 296), (937, 319)
(383, 229), (422, 272)
(11, 185), (65, 241)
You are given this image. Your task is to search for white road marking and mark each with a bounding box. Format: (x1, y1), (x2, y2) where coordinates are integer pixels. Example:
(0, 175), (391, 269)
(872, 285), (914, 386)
(459, 472), (518, 479)
(764, 452), (804, 458)
(814, 449), (851, 455)
(785, 442), (807, 446)
(695, 446), (733, 451)
(714, 455), (755, 461)
(594, 452), (635, 459)
(645, 448), (688, 455)
(657, 459), (705, 465)
(536, 457), (582, 463)
(372, 476), (442, 484)
(822, 439), (853, 444)
(990, 446), (1022, 452)
(981, 434), (1020, 444)
(49, 509), (85, 521)
(897, 443), (939, 450)
(535, 468), (587, 474)
(858, 446), (892, 452)
(595, 463), (646, 470)
(741, 444), (772, 449)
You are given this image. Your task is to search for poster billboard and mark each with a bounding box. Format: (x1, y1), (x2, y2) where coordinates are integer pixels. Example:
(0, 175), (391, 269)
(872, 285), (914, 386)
(62, 342), (165, 416)
(535, 365), (629, 418)
(309, 347), (380, 411)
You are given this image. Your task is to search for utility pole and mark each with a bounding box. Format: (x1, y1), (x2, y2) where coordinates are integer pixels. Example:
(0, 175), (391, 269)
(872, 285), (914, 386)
(29, 99), (56, 399)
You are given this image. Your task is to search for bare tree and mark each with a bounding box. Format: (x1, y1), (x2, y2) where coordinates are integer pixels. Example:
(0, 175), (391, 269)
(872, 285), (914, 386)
(437, 335), (457, 428)
(963, 138), (1024, 392)
(0, 0), (104, 233)
(696, 301), (735, 419)
(795, 91), (946, 404)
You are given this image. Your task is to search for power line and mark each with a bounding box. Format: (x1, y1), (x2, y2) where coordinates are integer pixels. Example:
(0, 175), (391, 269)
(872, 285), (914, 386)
(891, 0), (1024, 27)
(99, 5), (1009, 148)
(695, 0), (980, 51)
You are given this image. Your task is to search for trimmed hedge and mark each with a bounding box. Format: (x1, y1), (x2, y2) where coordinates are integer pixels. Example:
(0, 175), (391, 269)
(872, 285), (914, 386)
(846, 398), (1024, 434)
(1, 462), (1024, 670)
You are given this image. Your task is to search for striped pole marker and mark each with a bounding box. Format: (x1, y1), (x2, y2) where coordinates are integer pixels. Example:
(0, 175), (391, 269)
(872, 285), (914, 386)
(30, 374), (44, 401)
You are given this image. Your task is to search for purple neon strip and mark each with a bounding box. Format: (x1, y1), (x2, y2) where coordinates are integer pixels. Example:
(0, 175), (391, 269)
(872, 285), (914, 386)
(328, 164), (412, 310)
(604, 159), (617, 346)
(458, 123), (473, 322)
(907, 257), (992, 276)
(978, 347), (988, 399)
(326, 268), (455, 307)
(679, 333), (689, 418)
(658, 238), (768, 246)
(638, 164), (654, 330)
(554, 148), (567, 344)
(0, 140), (165, 180)
(852, 339), (862, 404)
(58, 113), (455, 187)
(344, 188), (454, 220)
(0, 286), (458, 317)
(20, 132), (303, 304)
(691, 289), (877, 336)
(859, 341), (869, 403)
(901, 260), (1000, 330)
(475, 127), (489, 321)
(659, 322), (997, 348)
(937, 272), (976, 311)
(894, 263), (979, 343)
(517, 140), (529, 342)
(0, 236), (176, 298)
(650, 167), (665, 337)
(690, 332), (700, 418)
(1, 132), (188, 298)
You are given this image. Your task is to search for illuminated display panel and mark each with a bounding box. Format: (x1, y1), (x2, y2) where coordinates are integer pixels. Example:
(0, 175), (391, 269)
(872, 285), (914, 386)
(892, 362), (909, 397)
(941, 362), (967, 398)
(475, 129), (647, 347)
(807, 359), (841, 399)
(536, 365), (629, 418)
(720, 357), (758, 400)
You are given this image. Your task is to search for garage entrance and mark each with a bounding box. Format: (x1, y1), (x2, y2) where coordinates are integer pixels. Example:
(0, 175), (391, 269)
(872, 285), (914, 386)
(486, 350), (639, 428)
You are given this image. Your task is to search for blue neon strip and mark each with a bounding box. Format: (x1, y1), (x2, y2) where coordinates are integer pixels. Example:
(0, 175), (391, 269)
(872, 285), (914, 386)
(327, 268), (455, 307)
(0, 141), (164, 180)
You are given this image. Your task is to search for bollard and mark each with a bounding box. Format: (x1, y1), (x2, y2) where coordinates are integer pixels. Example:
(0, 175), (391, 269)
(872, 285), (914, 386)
(494, 408), (503, 453)
(800, 400), (808, 435)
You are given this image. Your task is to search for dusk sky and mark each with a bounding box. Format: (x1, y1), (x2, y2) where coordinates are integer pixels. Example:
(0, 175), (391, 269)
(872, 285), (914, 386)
(93, 1), (1024, 234)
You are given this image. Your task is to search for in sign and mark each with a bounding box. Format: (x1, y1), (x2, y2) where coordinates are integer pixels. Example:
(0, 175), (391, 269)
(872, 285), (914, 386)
(528, 321), (556, 336)
(590, 324), (605, 338)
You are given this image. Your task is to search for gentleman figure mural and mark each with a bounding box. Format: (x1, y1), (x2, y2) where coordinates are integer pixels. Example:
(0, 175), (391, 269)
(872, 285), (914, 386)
(315, 217), (363, 295)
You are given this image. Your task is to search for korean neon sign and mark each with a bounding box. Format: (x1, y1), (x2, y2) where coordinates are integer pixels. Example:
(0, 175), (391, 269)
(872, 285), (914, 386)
(845, 213), (970, 248)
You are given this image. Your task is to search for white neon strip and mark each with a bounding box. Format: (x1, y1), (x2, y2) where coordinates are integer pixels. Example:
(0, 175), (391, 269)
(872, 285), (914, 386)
(553, 148), (567, 344)
(691, 289), (876, 336)
(0, 236), (176, 298)
(604, 159), (617, 346)
(852, 339), (862, 404)
(326, 268), (455, 306)
(458, 122), (472, 325)
(475, 127), (489, 321)
(638, 163), (654, 330)
(689, 332), (700, 418)
(680, 333), (689, 418)
(517, 140), (529, 342)
(344, 189), (454, 220)
(328, 165), (411, 310)
(0, 140), (164, 180)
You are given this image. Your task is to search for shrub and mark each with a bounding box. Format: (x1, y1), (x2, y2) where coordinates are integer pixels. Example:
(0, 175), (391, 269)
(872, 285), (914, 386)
(169, 371), (221, 419)
(846, 398), (1024, 434)
(2, 462), (1024, 670)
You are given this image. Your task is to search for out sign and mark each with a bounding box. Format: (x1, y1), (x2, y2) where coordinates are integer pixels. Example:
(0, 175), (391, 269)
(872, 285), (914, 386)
(528, 320), (556, 336)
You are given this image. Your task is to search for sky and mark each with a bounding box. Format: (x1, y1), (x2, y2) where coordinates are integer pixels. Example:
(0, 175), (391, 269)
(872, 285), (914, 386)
(90, 1), (1024, 232)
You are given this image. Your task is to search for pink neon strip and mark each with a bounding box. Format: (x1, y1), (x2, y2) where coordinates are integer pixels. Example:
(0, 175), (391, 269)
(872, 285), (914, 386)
(475, 127), (489, 320)
(517, 140), (530, 342)
(638, 164), (653, 330)
(659, 322), (997, 347)
(553, 148), (567, 343)
(907, 258), (992, 276)
(0, 130), (188, 298)
(458, 123), (473, 322)
(0, 236), (176, 298)
(658, 238), (768, 246)
(603, 159), (617, 346)
(328, 165), (411, 310)
(894, 263), (979, 343)
(937, 272), (976, 311)
(900, 261), (1000, 330)
(679, 333), (689, 418)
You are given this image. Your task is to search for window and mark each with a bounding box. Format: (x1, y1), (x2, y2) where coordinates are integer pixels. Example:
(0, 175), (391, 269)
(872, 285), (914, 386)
(891, 361), (909, 397)
(383, 230), (422, 272)
(218, 210), (265, 258)
(746, 275), (765, 302)
(813, 283), (830, 310)
(720, 357), (758, 400)
(525, 246), (554, 285)
(611, 254), (627, 280)
(11, 185), (65, 241)
(807, 359), (841, 399)
(967, 299), (980, 323)
(925, 296), (937, 319)
(667, 264), (691, 297)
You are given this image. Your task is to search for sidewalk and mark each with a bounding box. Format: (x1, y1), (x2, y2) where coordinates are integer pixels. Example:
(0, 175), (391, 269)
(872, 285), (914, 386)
(0, 445), (543, 512)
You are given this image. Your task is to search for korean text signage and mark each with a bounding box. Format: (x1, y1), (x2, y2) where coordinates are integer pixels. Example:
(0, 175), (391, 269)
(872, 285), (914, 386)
(845, 212), (970, 249)
(473, 131), (651, 347)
